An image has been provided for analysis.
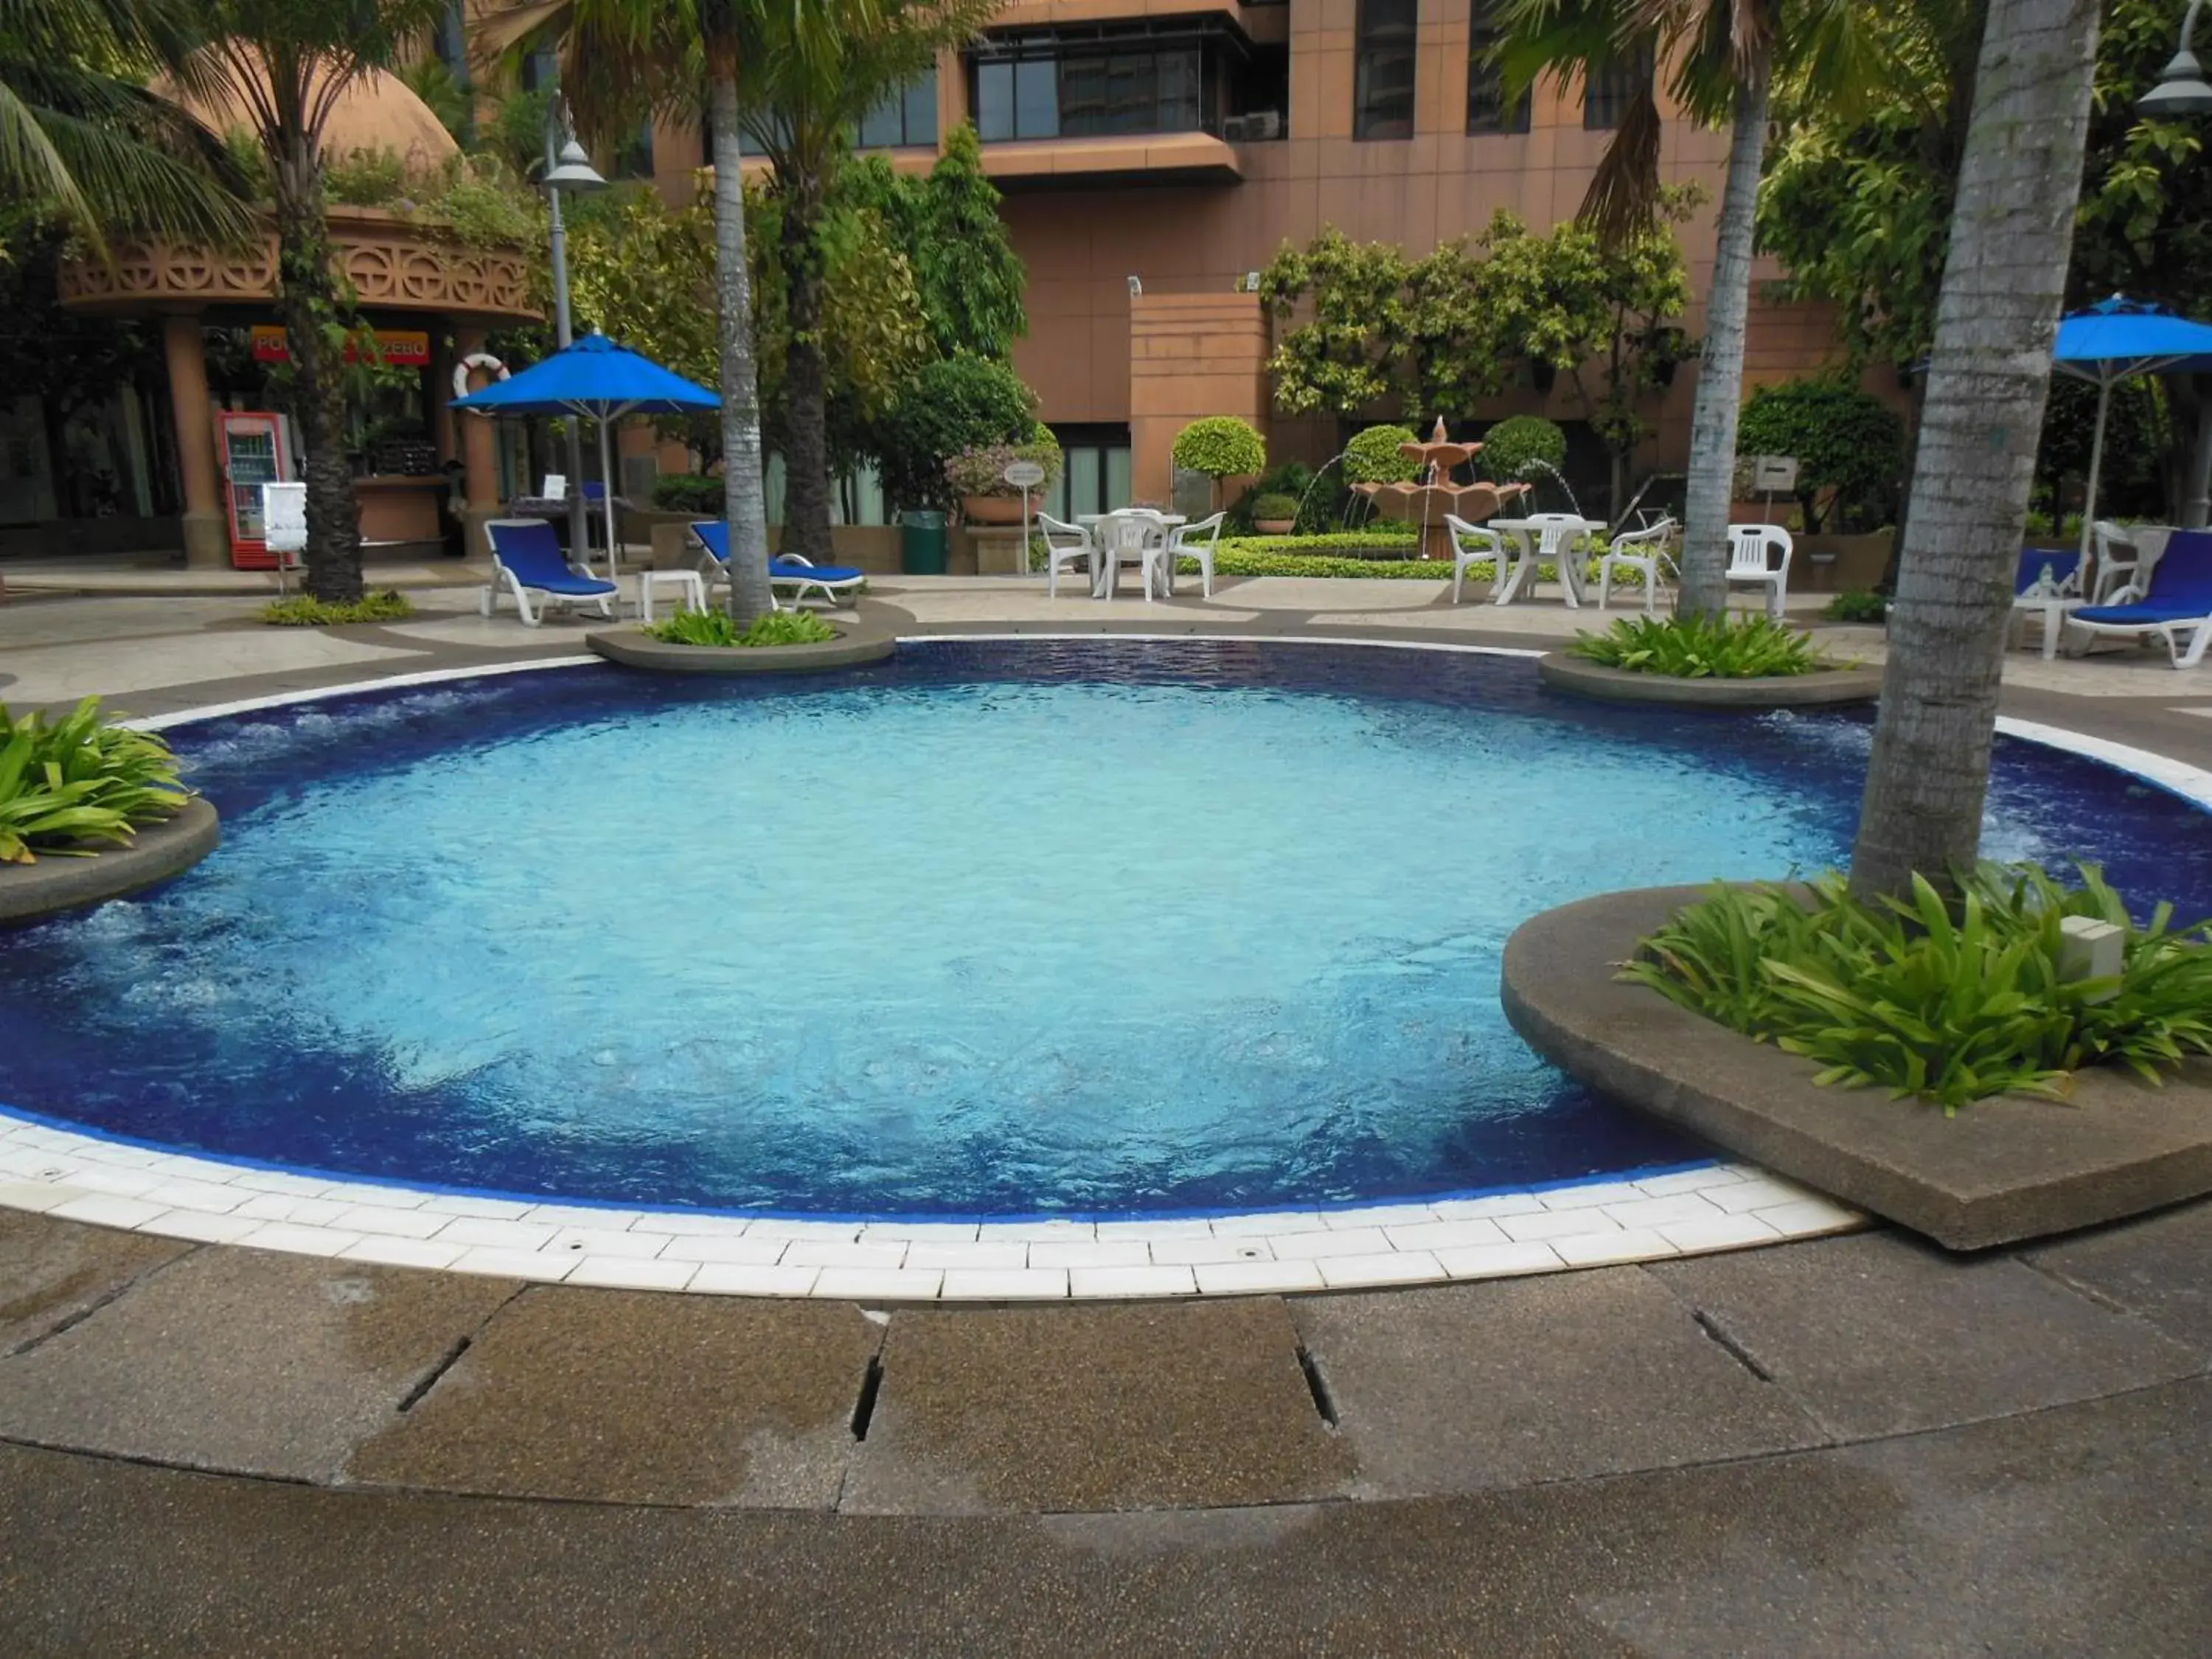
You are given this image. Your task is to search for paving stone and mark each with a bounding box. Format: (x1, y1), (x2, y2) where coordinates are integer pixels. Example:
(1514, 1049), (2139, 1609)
(2023, 1199), (2212, 1357)
(348, 1287), (877, 1507)
(0, 1211), (194, 1356)
(0, 1245), (517, 1480)
(841, 1298), (1353, 1514)
(1290, 1269), (1825, 1494)
(1651, 1231), (2202, 1439)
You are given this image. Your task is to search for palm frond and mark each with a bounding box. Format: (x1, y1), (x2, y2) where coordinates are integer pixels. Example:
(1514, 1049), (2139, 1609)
(1579, 78), (1666, 243)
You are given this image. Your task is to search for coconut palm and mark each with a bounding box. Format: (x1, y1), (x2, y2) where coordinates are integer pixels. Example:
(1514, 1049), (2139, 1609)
(189, 0), (449, 604)
(1, 0), (251, 250)
(1495, 0), (1893, 618)
(1848, 0), (2103, 898)
(729, 0), (992, 564)
(476, 1), (868, 622)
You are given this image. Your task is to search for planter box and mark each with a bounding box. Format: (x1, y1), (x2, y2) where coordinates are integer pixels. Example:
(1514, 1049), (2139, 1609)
(960, 495), (1026, 526)
(0, 799), (220, 928)
(1503, 885), (2212, 1249)
(1537, 652), (1881, 709)
(586, 618), (896, 675)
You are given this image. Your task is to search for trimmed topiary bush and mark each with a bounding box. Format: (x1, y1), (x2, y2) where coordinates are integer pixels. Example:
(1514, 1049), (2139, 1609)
(1172, 416), (1266, 480)
(1250, 493), (1300, 523)
(650, 473), (724, 514)
(1735, 380), (1905, 532)
(1343, 424), (1420, 486)
(1476, 415), (1568, 485)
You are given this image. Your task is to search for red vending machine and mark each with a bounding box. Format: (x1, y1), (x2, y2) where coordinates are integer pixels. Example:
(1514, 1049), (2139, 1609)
(219, 411), (293, 569)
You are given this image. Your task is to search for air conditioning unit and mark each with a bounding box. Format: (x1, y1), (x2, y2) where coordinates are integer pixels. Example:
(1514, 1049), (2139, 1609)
(1239, 110), (1283, 141)
(1221, 115), (1253, 142)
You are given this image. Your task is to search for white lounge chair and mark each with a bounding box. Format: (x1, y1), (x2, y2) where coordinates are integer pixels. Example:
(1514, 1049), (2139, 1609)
(2067, 529), (2212, 667)
(1444, 512), (1503, 605)
(1725, 524), (1793, 619)
(1037, 512), (1095, 599)
(261, 481), (307, 596)
(1596, 516), (1678, 614)
(481, 518), (619, 625)
(1153, 512), (1226, 598)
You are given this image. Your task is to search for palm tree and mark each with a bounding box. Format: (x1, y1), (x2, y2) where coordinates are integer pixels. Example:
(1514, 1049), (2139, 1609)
(192, 0), (449, 604)
(731, 0), (992, 564)
(1, 0), (251, 251)
(1848, 0), (2103, 899)
(1496, 0), (1891, 618)
(477, 1), (869, 622)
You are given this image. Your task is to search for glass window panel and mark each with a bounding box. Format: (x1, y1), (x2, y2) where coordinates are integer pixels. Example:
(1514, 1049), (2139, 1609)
(858, 94), (902, 150)
(1060, 54), (1107, 136)
(1354, 0), (1419, 140)
(1068, 448), (1102, 519)
(904, 72), (938, 146)
(1584, 46), (1653, 130)
(1105, 446), (1132, 511)
(1467, 1), (1531, 134)
(977, 60), (1015, 141)
(1015, 58), (1059, 138)
(1105, 52), (1156, 133)
(1159, 49), (1200, 131)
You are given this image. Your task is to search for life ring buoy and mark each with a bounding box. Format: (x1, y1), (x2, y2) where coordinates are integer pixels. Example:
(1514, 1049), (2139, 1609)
(453, 352), (509, 401)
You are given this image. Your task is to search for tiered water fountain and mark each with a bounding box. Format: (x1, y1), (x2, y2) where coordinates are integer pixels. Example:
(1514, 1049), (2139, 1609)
(1353, 418), (1532, 560)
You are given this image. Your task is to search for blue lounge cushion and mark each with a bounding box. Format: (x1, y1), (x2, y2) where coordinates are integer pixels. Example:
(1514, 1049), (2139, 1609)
(489, 521), (617, 595)
(2073, 602), (2212, 627)
(692, 522), (862, 584)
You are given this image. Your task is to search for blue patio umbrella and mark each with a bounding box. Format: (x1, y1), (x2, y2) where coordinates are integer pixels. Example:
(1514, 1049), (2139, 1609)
(452, 331), (719, 568)
(2053, 297), (2212, 560)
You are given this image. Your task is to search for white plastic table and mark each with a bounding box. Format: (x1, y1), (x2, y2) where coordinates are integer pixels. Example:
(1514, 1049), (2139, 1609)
(1489, 516), (1604, 607)
(2013, 592), (2083, 660)
(1078, 511), (1185, 598)
(635, 568), (706, 623)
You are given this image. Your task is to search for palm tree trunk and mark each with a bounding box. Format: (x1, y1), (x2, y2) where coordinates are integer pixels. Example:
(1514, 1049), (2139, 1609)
(707, 71), (774, 622)
(1848, 0), (2103, 902)
(777, 174), (835, 564)
(272, 169), (363, 605)
(1676, 55), (1771, 620)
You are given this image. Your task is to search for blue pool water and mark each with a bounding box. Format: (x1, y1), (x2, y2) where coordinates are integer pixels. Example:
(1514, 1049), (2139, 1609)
(4, 639), (2208, 1218)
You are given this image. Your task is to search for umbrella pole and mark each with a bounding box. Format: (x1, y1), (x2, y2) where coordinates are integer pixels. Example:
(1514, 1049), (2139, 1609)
(599, 416), (620, 582)
(2079, 377), (2112, 569)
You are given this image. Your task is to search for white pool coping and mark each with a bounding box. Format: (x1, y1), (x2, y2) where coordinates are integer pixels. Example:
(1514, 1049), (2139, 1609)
(13, 632), (2211, 1299)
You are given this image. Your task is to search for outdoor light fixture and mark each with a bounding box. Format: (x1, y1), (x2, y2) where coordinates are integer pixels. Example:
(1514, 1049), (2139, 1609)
(2140, 0), (2212, 117)
(540, 102), (608, 557)
(543, 136), (608, 192)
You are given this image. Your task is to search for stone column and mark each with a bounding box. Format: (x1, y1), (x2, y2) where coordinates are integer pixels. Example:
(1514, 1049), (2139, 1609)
(453, 325), (503, 557)
(161, 311), (227, 569)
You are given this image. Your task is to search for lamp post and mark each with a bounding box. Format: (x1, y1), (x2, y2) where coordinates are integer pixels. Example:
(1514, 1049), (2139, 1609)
(2142, 3), (2212, 525)
(2141, 1), (2212, 117)
(542, 99), (607, 560)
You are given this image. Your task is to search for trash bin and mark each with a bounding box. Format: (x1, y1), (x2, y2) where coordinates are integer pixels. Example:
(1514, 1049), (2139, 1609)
(901, 509), (948, 575)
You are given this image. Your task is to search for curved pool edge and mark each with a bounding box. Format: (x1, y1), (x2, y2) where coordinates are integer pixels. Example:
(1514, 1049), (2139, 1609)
(21, 630), (2210, 1298)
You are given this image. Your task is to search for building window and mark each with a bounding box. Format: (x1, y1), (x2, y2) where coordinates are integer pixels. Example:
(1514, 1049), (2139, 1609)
(519, 47), (558, 94)
(1466, 2), (1529, 135)
(1583, 45), (1653, 131)
(1354, 0), (1419, 140)
(858, 72), (939, 150)
(612, 119), (654, 179)
(970, 30), (1220, 142)
(1042, 426), (1133, 521)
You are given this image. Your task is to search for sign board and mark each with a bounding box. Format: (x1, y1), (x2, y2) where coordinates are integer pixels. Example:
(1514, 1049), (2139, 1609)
(251, 326), (431, 367)
(1002, 459), (1047, 490)
(1753, 455), (1800, 493)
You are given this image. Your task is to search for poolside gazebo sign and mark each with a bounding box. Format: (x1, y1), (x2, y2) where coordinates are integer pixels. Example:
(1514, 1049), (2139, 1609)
(1753, 456), (1799, 493)
(1004, 460), (1047, 574)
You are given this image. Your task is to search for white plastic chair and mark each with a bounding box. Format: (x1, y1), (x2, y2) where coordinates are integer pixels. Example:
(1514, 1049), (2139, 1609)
(1596, 516), (1678, 613)
(1153, 512), (1226, 599)
(1725, 524), (1793, 619)
(1037, 512), (1096, 599)
(1095, 512), (1160, 599)
(261, 481), (307, 595)
(1444, 512), (1503, 605)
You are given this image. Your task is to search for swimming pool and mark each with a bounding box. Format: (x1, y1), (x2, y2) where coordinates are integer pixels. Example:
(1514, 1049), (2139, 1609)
(3, 638), (2208, 1226)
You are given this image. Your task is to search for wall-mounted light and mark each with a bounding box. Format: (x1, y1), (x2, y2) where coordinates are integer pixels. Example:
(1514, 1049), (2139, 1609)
(2141, 0), (2212, 116)
(1127, 275), (1142, 297)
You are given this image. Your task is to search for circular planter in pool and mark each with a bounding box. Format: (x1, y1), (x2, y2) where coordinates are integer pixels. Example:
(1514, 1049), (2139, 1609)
(0, 798), (220, 928)
(1503, 885), (2212, 1250)
(586, 619), (895, 675)
(0, 640), (2203, 1226)
(1537, 651), (1882, 709)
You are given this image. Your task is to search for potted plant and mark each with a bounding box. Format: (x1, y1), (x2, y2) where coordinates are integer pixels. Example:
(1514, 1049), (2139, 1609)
(1251, 493), (1300, 535)
(1172, 416), (1267, 511)
(945, 434), (1064, 526)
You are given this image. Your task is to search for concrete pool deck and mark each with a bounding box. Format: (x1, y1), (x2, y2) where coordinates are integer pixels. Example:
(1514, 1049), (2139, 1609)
(3, 569), (2211, 1652)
